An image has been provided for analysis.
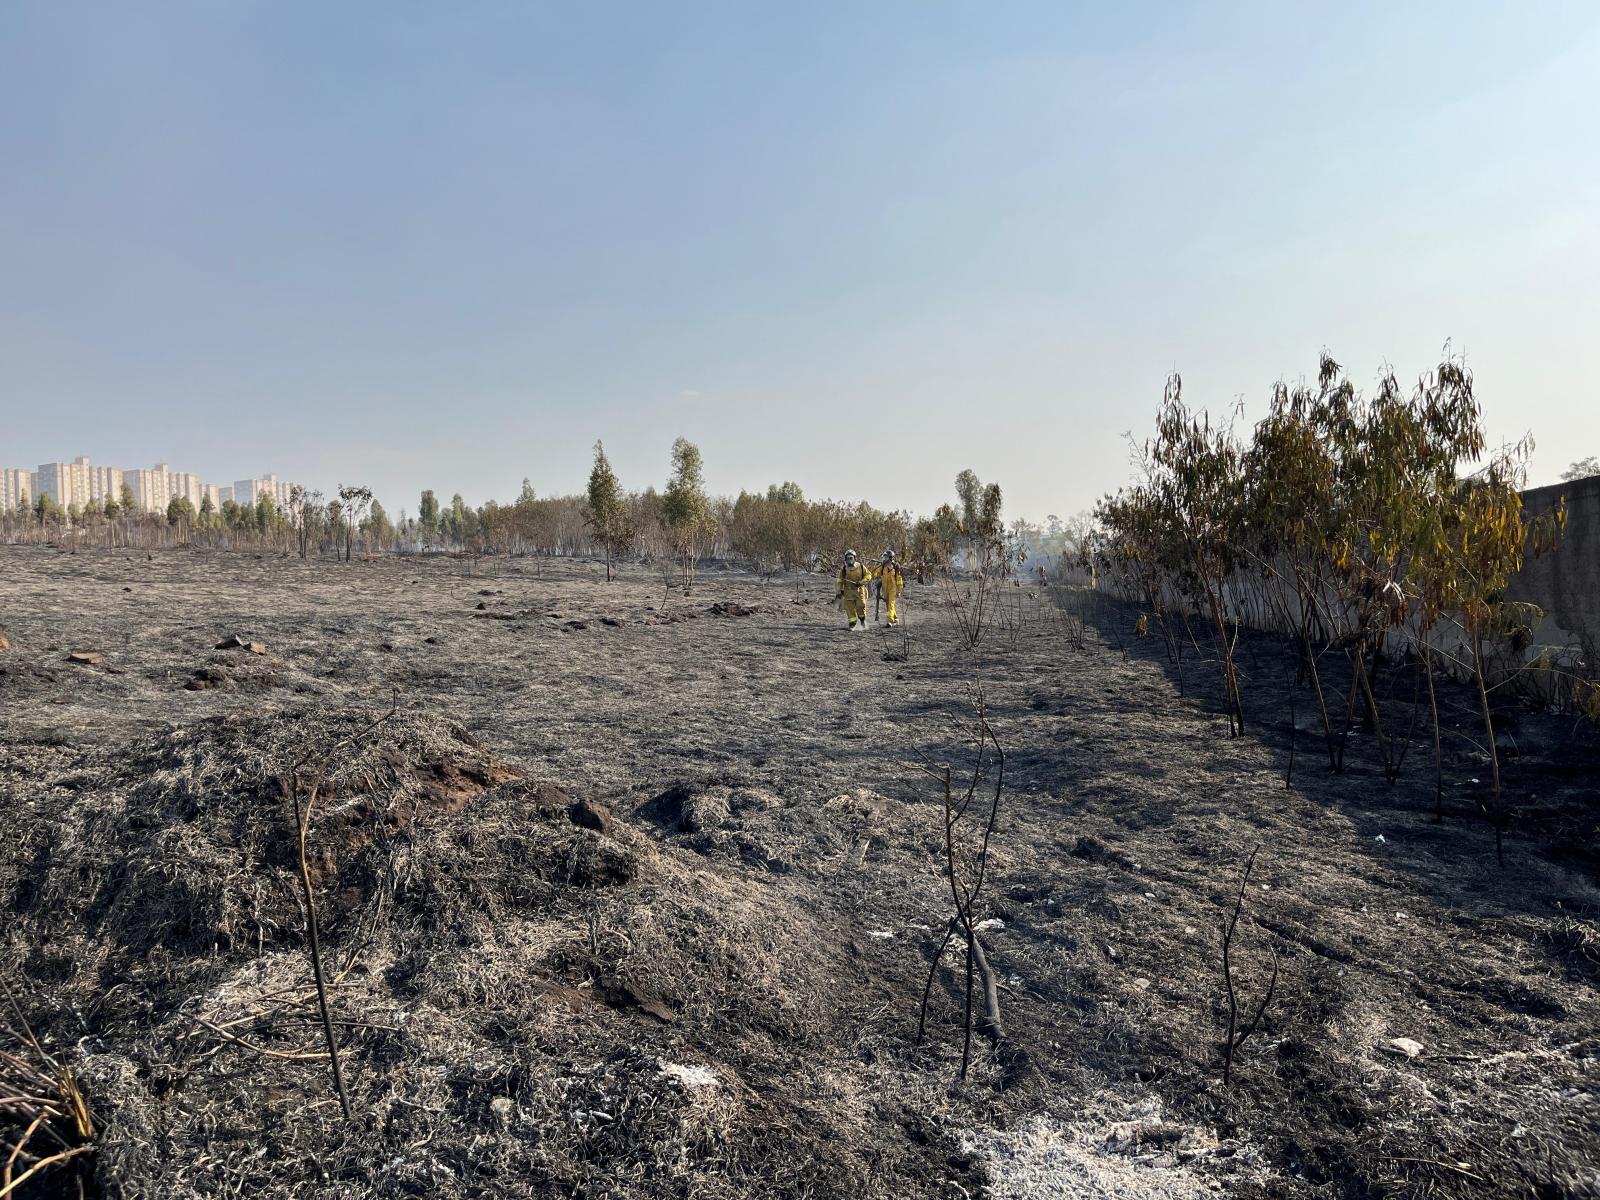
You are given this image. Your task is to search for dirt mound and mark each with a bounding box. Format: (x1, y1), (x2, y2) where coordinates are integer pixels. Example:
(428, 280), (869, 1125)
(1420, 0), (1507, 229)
(2, 712), (981, 1199)
(0, 656), (62, 697)
(182, 647), (318, 693)
(6, 707), (518, 962)
(636, 779), (950, 885)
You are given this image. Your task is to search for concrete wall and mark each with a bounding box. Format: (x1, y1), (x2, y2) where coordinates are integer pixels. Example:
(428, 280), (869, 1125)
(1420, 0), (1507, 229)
(1509, 474), (1600, 666)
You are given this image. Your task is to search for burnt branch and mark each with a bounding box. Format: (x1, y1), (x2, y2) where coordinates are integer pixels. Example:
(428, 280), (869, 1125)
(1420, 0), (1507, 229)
(1221, 846), (1279, 1087)
(284, 690), (400, 1122)
(914, 685), (1007, 1080)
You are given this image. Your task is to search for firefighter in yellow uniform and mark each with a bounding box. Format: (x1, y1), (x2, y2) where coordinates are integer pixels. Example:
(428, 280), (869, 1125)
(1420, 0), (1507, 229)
(836, 549), (871, 631)
(869, 549), (906, 625)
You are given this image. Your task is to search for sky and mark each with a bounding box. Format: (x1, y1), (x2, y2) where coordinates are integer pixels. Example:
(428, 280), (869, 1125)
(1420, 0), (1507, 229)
(2, 3), (1597, 523)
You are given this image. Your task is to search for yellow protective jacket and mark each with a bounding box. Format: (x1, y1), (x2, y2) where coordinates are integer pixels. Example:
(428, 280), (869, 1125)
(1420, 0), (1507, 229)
(870, 563), (905, 600)
(836, 562), (871, 597)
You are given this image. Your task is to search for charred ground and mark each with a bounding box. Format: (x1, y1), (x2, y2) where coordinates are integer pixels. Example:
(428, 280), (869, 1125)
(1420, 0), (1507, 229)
(1, 545), (1596, 1198)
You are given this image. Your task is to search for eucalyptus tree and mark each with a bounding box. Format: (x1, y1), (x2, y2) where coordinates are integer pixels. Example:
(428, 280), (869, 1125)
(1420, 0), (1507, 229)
(1094, 485), (1183, 669)
(1147, 374), (1249, 734)
(291, 486), (326, 560)
(1413, 438), (1564, 861)
(1240, 356), (1350, 766)
(663, 437), (709, 593)
(337, 485), (373, 561)
(586, 441), (627, 581)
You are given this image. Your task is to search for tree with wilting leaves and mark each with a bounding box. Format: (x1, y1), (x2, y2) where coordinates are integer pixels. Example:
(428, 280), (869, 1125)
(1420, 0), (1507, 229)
(1412, 438), (1564, 863)
(1146, 376), (1248, 735)
(337, 485), (373, 561)
(1239, 355), (1350, 765)
(417, 489), (441, 550)
(955, 469), (982, 529)
(364, 499), (393, 552)
(166, 495), (196, 541)
(586, 441), (627, 581)
(444, 493), (471, 549)
(949, 470), (1005, 572)
(254, 494), (280, 545)
(663, 437), (709, 593)
(291, 485), (325, 560)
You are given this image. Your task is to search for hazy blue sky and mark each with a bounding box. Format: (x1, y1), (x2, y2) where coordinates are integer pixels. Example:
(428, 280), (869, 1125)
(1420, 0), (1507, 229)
(3, 3), (1596, 521)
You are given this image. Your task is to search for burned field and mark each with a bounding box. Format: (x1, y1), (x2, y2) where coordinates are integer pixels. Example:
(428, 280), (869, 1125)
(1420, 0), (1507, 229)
(1, 545), (1597, 1199)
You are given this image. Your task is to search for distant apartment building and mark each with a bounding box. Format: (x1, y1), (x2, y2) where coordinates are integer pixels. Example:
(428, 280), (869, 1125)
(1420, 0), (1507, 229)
(119, 464), (201, 513)
(128, 463), (175, 513)
(232, 474), (298, 513)
(79, 457), (124, 507)
(11, 455), (299, 517)
(30, 457), (119, 511)
(174, 471), (205, 510)
(32, 461), (72, 508)
(1, 468), (31, 514)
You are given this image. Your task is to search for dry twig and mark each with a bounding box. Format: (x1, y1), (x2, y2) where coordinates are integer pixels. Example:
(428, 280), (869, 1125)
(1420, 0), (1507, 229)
(282, 691), (400, 1121)
(1221, 847), (1279, 1086)
(913, 685), (1006, 1079)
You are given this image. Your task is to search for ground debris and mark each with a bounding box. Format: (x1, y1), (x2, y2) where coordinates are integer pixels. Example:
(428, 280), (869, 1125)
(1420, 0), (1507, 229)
(705, 601), (769, 618)
(960, 1100), (1241, 1200)
(214, 633), (265, 651)
(1386, 1037), (1425, 1059)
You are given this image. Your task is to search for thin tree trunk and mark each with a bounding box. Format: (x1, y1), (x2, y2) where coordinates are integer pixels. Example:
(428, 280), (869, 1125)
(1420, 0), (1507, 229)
(1423, 638), (1444, 821)
(1469, 621), (1505, 866)
(294, 779), (353, 1121)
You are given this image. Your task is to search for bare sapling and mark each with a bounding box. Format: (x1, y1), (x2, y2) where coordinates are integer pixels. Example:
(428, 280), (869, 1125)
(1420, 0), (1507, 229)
(913, 687), (1006, 1080)
(282, 693), (399, 1121)
(1052, 581), (1088, 652)
(1220, 847), (1278, 1086)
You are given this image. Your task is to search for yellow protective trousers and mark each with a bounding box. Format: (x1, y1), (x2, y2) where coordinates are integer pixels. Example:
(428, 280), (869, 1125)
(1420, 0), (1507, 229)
(838, 563), (871, 625)
(874, 566), (904, 624)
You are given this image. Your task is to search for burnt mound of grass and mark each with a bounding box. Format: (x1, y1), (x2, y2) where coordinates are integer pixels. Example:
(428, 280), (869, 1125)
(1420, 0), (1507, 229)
(4, 712), (981, 1199)
(4, 706), (519, 963)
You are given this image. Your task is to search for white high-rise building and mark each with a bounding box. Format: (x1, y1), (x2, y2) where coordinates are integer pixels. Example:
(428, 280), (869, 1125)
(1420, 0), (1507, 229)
(76, 457), (124, 507)
(127, 465), (212, 514)
(233, 475), (299, 513)
(31, 456), (120, 511)
(14, 455), (298, 517)
(129, 463), (176, 513)
(1, 468), (31, 514)
(174, 472), (205, 509)
(32, 462), (73, 508)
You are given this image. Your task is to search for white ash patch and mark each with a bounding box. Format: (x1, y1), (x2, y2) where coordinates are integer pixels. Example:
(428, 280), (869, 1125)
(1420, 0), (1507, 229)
(658, 1061), (719, 1090)
(959, 1100), (1231, 1200)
